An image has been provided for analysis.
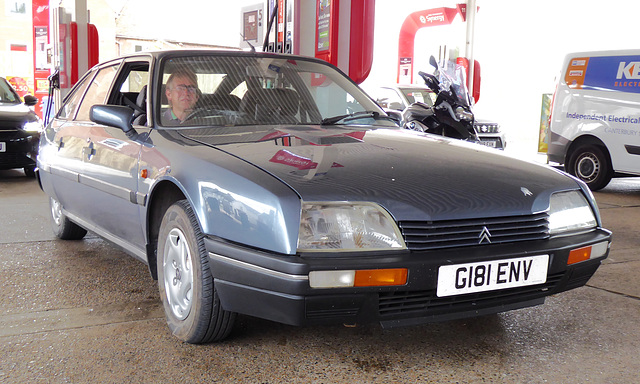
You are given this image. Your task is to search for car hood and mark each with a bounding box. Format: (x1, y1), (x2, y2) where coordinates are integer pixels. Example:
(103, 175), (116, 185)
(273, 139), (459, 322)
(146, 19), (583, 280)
(178, 125), (577, 221)
(0, 103), (38, 129)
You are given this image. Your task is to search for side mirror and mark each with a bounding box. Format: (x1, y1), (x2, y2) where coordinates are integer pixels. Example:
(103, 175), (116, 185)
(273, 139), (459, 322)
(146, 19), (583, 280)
(90, 105), (138, 140)
(23, 94), (38, 107)
(418, 71), (440, 93)
(429, 56), (439, 70)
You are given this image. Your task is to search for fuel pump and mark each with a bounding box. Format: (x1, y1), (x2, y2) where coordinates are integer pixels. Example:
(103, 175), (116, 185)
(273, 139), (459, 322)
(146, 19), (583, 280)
(49, 4), (99, 122)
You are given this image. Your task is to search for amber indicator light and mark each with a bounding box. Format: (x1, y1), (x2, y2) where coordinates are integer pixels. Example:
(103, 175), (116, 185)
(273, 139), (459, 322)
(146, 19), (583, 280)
(568, 246), (592, 265)
(354, 268), (408, 287)
(140, 169), (148, 179)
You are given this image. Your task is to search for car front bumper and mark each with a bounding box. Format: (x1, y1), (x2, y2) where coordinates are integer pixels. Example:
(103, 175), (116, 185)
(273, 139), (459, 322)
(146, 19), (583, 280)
(0, 130), (39, 170)
(206, 229), (611, 328)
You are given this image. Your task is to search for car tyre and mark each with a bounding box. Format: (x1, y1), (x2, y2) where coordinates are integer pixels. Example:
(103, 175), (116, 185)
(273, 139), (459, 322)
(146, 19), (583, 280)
(49, 197), (88, 240)
(24, 166), (36, 178)
(157, 200), (236, 344)
(567, 144), (613, 191)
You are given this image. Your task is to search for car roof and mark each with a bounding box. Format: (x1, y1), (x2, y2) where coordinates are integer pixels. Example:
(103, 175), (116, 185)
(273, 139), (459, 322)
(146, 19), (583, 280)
(91, 49), (336, 73)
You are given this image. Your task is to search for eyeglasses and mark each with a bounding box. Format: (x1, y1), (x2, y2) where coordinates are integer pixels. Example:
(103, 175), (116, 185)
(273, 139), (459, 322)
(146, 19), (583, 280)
(172, 84), (198, 94)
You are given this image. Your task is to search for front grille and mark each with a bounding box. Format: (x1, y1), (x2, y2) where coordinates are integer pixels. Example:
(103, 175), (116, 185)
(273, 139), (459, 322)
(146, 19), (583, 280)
(378, 272), (564, 317)
(474, 122), (500, 133)
(398, 213), (549, 251)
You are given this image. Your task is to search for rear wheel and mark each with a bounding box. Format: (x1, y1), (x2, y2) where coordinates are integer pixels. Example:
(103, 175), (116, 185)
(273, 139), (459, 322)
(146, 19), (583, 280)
(157, 200), (236, 343)
(567, 144), (613, 191)
(49, 197), (87, 240)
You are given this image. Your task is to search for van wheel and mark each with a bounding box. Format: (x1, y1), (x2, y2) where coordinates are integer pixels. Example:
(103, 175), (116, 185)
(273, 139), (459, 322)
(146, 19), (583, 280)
(567, 145), (612, 191)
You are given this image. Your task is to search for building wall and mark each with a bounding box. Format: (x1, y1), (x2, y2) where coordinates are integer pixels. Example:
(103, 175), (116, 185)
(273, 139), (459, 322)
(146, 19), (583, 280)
(1, 0), (35, 93)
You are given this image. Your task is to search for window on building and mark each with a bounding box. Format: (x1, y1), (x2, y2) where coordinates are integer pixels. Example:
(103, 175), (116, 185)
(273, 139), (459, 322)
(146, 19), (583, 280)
(6, 1), (27, 16)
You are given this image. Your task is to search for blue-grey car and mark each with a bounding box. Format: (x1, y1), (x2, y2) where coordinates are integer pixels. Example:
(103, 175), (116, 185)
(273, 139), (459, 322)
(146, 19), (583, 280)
(37, 50), (612, 343)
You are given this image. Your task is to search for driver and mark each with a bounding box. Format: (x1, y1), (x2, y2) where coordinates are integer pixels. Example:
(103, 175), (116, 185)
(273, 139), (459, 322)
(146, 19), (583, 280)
(162, 68), (200, 125)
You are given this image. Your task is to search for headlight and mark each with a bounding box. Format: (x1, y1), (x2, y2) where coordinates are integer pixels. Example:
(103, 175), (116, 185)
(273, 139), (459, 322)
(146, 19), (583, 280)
(548, 191), (597, 235)
(455, 106), (473, 121)
(23, 121), (43, 133)
(298, 202), (407, 252)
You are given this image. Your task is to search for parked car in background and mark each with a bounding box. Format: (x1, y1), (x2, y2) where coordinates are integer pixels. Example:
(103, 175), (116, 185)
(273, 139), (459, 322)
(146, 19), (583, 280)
(370, 84), (506, 149)
(38, 50), (610, 344)
(0, 76), (42, 177)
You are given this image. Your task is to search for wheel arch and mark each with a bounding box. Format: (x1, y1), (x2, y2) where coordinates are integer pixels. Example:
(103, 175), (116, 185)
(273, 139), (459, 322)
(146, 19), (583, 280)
(145, 179), (187, 280)
(565, 135), (611, 171)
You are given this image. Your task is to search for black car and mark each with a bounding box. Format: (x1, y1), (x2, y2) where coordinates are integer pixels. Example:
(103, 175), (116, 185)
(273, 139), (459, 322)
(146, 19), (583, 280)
(0, 77), (42, 177)
(37, 50), (611, 343)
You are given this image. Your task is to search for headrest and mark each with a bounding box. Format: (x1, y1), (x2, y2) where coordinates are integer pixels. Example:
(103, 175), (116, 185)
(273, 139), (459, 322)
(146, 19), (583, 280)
(137, 85), (147, 107)
(245, 88), (299, 116)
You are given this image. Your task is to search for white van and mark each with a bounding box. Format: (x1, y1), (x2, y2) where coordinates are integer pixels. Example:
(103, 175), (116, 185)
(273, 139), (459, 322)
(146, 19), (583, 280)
(548, 50), (640, 190)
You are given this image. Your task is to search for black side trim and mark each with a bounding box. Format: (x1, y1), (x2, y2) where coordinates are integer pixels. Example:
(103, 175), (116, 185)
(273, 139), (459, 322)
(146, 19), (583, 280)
(624, 144), (640, 155)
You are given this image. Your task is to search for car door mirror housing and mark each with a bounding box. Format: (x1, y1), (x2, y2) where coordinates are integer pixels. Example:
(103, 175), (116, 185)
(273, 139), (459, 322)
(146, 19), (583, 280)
(23, 94), (38, 107)
(90, 105), (138, 140)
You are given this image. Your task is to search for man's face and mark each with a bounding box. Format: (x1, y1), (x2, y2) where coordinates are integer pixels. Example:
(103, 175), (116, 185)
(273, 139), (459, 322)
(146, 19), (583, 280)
(166, 75), (199, 112)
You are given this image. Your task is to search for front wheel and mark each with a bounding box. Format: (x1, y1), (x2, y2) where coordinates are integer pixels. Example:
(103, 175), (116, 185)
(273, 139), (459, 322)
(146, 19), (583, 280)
(567, 144), (613, 191)
(157, 200), (236, 343)
(24, 166), (36, 178)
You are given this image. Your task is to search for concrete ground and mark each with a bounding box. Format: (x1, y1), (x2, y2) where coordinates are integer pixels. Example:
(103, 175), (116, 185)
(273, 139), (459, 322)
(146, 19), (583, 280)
(0, 168), (638, 383)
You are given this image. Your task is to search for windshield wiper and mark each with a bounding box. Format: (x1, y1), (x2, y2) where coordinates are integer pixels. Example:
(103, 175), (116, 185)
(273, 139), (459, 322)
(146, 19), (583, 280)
(321, 110), (382, 125)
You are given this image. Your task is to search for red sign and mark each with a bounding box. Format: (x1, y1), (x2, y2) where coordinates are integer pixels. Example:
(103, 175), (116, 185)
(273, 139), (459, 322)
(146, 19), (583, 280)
(32, 0), (50, 118)
(397, 7), (461, 83)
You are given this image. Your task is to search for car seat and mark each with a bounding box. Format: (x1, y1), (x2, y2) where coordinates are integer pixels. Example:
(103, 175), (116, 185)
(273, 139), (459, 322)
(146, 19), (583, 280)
(132, 85), (147, 126)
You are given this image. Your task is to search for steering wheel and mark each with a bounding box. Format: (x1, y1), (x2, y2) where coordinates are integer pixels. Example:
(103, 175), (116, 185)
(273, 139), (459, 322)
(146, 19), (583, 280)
(180, 108), (213, 124)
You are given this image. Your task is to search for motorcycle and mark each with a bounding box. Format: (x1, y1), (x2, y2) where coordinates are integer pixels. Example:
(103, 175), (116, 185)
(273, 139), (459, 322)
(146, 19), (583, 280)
(402, 56), (478, 142)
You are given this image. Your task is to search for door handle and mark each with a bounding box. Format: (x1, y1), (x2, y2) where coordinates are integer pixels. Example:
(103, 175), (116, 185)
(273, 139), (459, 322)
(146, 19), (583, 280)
(83, 142), (96, 160)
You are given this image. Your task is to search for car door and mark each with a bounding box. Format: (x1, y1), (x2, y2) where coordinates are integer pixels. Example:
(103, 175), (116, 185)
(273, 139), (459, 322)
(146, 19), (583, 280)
(74, 59), (152, 255)
(41, 68), (98, 219)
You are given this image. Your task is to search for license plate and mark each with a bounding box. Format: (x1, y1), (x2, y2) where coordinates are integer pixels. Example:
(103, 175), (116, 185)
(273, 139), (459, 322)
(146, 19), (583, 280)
(479, 140), (496, 147)
(437, 255), (549, 297)
(0, 142), (5, 152)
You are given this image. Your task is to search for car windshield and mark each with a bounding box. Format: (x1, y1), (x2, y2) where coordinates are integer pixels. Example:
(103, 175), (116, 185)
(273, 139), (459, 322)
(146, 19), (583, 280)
(157, 54), (394, 129)
(0, 79), (21, 105)
(400, 88), (435, 106)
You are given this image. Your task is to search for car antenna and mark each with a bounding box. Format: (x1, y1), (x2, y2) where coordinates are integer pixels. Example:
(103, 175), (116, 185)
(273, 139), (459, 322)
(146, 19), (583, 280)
(240, 33), (256, 52)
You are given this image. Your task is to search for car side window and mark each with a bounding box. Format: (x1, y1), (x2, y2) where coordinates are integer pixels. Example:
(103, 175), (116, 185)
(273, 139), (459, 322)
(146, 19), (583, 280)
(108, 61), (150, 126)
(56, 70), (95, 120)
(75, 64), (119, 121)
(376, 88), (404, 110)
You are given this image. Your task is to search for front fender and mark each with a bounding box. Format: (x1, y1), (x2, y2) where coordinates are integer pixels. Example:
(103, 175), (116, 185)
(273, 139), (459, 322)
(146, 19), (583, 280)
(143, 141), (302, 256)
